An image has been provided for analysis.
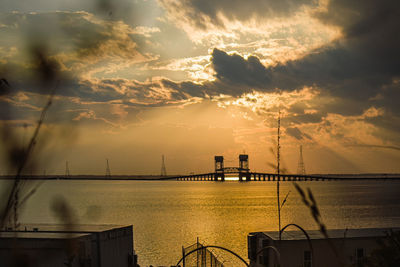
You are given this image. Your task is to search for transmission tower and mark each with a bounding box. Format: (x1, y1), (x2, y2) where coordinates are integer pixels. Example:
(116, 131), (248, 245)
(105, 158), (111, 177)
(65, 161), (70, 177)
(297, 145), (306, 175)
(161, 155), (167, 176)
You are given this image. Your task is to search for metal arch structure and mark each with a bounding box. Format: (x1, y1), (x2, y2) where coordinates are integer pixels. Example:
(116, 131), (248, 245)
(280, 223), (315, 267)
(175, 245), (249, 267)
(255, 245), (281, 265)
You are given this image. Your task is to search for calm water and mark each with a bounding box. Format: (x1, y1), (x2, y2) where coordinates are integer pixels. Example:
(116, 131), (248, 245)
(15, 180), (400, 266)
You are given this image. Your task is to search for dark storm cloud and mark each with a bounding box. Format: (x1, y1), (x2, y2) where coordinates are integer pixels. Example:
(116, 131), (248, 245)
(160, 0), (315, 29)
(205, 0), (400, 116)
(211, 49), (270, 89)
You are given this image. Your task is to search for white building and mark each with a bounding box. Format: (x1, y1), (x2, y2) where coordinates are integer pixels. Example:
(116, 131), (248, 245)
(0, 224), (138, 267)
(248, 227), (398, 267)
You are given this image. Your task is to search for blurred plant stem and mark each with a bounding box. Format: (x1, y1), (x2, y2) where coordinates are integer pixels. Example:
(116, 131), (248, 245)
(277, 110), (281, 236)
(0, 81), (57, 229)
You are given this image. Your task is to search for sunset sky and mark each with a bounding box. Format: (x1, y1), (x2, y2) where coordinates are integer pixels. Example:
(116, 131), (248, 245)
(0, 0), (399, 175)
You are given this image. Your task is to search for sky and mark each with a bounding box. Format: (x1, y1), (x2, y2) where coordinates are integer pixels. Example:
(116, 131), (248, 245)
(0, 0), (399, 175)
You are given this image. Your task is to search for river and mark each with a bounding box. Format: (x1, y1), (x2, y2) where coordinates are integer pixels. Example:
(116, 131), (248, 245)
(15, 180), (400, 266)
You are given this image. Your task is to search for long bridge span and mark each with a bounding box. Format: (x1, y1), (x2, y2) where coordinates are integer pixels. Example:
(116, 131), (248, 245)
(163, 172), (400, 181)
(162, 155), (400, 181)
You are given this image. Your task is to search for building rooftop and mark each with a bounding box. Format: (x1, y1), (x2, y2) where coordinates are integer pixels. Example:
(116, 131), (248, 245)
(257, 227), (400, 241)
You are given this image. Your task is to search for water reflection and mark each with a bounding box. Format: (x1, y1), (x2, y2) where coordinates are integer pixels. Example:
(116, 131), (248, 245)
(18, 180), (400, 266)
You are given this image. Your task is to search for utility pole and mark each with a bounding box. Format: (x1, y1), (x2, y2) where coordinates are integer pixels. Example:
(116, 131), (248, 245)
(297, 145), (306, 175)
(161, 155), (167, 176)
(105, 158), (111, 178)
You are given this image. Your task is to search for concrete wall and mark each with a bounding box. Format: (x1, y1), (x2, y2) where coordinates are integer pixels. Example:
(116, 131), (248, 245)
(249, 234), (382, 267)
(0, 237), (85, 267)
(0, 226), (135, 267)
(94, 226), (135, 267)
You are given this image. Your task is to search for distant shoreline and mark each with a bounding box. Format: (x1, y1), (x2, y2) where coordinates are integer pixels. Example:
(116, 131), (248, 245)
(0, 175), (175, 180)
(1, 173), (400, 181)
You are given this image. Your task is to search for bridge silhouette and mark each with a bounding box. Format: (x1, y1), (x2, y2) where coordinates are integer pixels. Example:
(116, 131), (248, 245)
(162, 154), (399, 182)
(166, 170), (344, 182)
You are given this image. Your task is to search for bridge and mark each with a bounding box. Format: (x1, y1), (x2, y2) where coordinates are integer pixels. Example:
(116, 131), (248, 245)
(169, 171), (354, 182)
(166, 155), (400, 182)
(169, 154), (330, 181)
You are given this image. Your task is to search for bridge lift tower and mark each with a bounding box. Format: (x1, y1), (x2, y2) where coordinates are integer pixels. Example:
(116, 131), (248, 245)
(214, 156), (225, 181)
(238, 154), (250, 181)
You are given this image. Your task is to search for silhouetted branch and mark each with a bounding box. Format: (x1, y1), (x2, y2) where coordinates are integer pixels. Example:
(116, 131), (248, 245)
(0, 80), (58, 229)
(293, 182), (343, 265)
